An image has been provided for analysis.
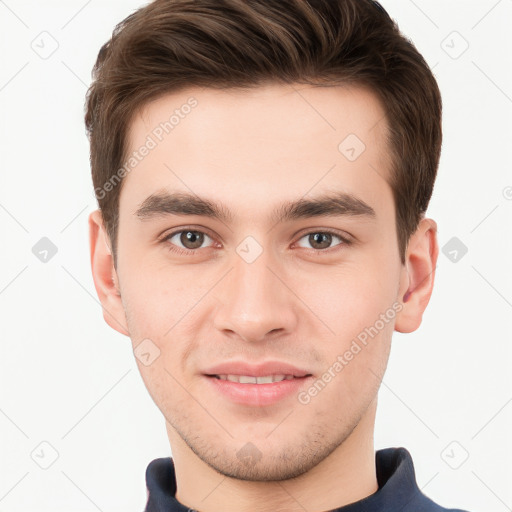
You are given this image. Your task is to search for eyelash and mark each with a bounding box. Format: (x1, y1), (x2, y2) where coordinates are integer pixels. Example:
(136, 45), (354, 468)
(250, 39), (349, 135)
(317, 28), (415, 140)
(160, 227), (352, 257)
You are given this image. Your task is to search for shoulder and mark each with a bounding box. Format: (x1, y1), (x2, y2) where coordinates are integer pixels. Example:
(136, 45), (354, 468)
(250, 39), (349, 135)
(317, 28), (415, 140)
(376, 447), (473, 512)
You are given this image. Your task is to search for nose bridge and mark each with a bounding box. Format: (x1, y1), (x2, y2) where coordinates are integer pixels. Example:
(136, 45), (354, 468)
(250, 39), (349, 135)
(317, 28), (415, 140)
(214, 239), (297, 341)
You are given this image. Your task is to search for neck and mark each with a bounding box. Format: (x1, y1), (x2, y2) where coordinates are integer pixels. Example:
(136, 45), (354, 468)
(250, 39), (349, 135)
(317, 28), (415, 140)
(167, 399), (379, 512)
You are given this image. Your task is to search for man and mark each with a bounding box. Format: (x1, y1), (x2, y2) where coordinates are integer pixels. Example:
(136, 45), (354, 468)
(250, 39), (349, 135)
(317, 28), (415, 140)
(85, 0), (469, 510)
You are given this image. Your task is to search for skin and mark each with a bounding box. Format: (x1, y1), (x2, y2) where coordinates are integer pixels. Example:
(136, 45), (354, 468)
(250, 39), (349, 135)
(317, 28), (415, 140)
(89, 83), (438, 512)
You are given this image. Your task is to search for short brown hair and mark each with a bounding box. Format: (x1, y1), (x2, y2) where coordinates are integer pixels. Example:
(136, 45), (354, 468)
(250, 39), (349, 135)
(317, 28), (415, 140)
(85, 0), (442, 265)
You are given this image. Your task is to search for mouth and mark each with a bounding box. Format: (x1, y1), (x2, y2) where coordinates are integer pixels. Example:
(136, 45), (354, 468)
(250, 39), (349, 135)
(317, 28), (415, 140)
(206, 374), (312, 384)
(204, 373), (314, 406)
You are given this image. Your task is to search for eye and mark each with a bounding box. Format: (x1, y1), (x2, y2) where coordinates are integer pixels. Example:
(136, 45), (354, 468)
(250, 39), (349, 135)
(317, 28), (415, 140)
(295, 230), (350, 251)
(163, 229), (215, 254)
(160, 227), (352, 256)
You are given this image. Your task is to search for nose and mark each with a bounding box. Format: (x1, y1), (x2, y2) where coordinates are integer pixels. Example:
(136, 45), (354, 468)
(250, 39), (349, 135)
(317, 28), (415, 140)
(213, 244), (299, 343)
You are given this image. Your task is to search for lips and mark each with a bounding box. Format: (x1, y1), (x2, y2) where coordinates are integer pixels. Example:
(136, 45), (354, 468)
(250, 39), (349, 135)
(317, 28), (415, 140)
(211, 374), (299, 384)
(205, 372), (313, 406)
(203, 360), (312, 378)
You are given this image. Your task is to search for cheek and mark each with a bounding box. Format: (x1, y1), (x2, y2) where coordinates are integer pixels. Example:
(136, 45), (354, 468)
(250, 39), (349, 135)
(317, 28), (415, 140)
(119, 259), (200, 338)
(298, 258), (400, 339)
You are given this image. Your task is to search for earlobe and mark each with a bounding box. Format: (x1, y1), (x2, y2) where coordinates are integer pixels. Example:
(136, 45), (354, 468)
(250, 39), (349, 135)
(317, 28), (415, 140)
(395, 218), (439, 333)
(88, 210), (130, 336)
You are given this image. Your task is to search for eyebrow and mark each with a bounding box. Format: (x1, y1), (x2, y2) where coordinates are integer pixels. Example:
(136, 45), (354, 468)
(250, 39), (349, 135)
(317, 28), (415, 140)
(134, 189), (376, 224)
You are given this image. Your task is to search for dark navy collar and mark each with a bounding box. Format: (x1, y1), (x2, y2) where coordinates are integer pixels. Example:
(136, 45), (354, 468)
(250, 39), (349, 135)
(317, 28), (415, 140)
(144, 447), (468, 511)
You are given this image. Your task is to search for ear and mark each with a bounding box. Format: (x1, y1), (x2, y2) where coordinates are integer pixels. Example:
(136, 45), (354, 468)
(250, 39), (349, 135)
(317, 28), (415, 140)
(88, 210), (130, 336)
(395, 217), (439, 333)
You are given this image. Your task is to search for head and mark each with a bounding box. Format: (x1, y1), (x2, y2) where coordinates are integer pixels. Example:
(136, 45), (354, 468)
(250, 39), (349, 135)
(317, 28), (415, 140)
(87, 0), (441, 484)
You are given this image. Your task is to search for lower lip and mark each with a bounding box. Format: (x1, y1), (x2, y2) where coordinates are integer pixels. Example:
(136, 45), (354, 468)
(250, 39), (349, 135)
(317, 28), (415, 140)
(204, 375), (312, 406)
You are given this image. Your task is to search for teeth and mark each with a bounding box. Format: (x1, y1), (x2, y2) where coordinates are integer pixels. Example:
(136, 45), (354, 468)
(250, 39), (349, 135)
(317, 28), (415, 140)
(215, 374), (296, 384)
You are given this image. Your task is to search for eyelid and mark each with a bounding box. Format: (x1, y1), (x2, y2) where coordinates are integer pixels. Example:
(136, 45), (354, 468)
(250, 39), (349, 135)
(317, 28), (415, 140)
(159, 225), (216, 242)
(294, 227), (353, 243)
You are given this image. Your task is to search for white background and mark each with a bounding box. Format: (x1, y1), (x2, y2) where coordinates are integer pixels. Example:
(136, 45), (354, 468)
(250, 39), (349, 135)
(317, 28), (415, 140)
(0, 0), (511, 511)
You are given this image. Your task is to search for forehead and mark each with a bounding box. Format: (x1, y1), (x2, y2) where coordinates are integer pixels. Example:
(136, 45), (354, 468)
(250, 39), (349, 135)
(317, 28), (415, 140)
(121, 83), (393, 220)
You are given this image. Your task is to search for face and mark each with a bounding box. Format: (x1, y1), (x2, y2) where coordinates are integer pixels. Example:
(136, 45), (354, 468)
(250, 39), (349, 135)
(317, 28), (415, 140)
(90, 83), (436, 482)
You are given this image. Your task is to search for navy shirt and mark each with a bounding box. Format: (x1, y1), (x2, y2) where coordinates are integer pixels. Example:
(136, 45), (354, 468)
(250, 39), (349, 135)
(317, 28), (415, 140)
(144, 446), (470, 511)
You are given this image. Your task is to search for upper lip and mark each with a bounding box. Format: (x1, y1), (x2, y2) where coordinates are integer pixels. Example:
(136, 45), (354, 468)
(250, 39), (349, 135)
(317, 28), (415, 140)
(203, 361), (312, 378)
